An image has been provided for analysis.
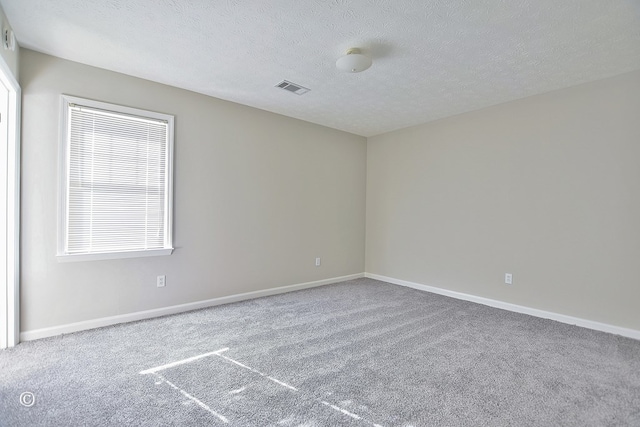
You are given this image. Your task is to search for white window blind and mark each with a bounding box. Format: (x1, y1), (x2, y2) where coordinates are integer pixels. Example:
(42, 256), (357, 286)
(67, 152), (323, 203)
(59, 96), (174, 260)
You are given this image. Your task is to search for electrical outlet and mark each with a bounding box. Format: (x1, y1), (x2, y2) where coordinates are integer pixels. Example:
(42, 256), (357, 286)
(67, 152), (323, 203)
(157, 275), (166, 287)
(505, 273), (513, 285)
(315, 257), (321, 267)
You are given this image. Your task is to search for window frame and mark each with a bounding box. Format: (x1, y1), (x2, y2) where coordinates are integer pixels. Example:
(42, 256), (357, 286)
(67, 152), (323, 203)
(57, 95), (175, 262)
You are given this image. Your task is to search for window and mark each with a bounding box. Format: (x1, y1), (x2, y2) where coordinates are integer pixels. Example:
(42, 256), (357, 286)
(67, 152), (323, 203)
(58, 95), (174, 261)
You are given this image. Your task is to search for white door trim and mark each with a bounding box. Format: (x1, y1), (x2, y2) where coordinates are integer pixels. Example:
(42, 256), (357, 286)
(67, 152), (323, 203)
(0, 55), (20, 349)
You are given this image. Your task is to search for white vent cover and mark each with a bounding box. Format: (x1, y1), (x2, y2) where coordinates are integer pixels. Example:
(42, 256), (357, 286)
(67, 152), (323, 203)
(275, 80), (310, 95)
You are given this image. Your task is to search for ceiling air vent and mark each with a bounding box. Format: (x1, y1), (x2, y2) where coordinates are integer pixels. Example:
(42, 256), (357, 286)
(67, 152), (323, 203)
(275, 80), (310, 95)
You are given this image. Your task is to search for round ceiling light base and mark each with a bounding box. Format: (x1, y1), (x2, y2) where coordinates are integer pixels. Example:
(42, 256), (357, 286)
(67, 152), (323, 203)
(336, 48), (372, 73)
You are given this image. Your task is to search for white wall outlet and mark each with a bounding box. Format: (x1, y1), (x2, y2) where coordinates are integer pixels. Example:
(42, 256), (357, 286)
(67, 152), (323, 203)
(157, 275), (166, 287)
(505, 273), (513, 285)
(315, 257), (321, 267)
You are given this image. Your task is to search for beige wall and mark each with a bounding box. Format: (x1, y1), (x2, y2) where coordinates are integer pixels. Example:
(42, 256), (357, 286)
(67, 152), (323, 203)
(366, 70), (640, 330)
(19, 46), (640, 334)
(20, 49), (366, 331)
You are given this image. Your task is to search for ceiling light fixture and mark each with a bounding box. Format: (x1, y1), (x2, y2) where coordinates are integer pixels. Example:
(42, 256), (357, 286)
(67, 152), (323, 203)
(336, 48), (372, 73)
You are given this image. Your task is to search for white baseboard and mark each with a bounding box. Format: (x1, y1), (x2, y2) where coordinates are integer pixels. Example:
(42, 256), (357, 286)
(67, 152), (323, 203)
(365, 273), (640, 341)
(20, 273), (364, 342)
(22, 272), (639, 342)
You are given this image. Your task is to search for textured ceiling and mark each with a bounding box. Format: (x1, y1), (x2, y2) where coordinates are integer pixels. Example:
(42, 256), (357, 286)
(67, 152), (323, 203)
(2, 0), (640, 137)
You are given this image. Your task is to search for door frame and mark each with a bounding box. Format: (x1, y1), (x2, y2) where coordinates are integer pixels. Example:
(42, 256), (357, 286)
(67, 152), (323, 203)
(0, 54), (20, 349)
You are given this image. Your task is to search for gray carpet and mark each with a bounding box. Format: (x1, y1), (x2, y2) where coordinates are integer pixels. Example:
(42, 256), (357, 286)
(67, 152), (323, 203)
(1, 278), (639, 426)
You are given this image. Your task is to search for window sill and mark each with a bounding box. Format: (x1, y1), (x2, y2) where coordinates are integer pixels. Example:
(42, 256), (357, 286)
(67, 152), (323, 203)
(57, 248), (174, 262)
